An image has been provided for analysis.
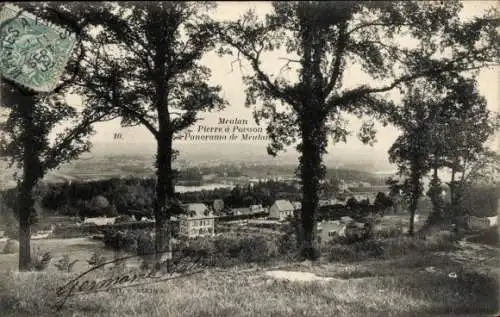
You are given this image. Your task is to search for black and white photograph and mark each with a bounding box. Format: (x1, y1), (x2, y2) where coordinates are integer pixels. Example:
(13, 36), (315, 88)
(0, 1), (499, 316)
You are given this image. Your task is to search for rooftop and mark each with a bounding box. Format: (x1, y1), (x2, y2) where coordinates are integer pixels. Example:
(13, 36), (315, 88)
(182, 203), (214, 219)
(273, 199), (294, 211)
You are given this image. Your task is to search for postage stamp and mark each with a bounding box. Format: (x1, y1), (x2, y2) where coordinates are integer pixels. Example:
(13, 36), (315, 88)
(0, 4), (76, 92)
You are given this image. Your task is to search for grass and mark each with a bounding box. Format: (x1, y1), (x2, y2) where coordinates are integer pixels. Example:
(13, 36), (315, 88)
(0, 211), (497, 317)
(0, 258), (497, 317)
(0, 232), (498, 317)
(466, 226), (499, 246)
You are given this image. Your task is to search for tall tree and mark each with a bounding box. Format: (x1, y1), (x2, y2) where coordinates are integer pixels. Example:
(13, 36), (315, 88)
(79, 2), (226, 265)
(0, 3), (116, 270)
(215, 1), (499, 258)
(425, 76), (500, 226)
(388, 82), (437, 235)
(439, 79), (500, 211)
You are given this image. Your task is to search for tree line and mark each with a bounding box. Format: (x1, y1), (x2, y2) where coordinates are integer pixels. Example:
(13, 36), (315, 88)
(0, 2), (499, 270)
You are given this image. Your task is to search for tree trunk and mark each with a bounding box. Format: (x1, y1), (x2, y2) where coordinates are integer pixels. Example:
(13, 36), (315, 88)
(425, 165), (442, 227)
(154, 135), (174, 269)
(408, 195), (417, 236)
(18, 93), (38, 271)
(408, 167), (421, 236)
(450, 168), (457, 206)
(298, 124), (324, 260)
(152, 30), (174, 270)
(449, 168), (467, 232)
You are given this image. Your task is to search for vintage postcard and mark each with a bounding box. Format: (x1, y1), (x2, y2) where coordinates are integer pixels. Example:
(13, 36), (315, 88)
(0, 2), (499, 317)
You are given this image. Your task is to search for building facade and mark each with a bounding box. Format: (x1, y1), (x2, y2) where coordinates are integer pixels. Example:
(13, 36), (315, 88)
(179, 203), (215, 238)
(269, 199), (295, 221)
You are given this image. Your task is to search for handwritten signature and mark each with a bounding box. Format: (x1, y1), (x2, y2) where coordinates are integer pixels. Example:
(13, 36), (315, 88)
(55, 252), (205, 310)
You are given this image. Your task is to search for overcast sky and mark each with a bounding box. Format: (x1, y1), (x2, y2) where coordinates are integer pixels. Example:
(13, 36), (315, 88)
(62, 1), (499, 163)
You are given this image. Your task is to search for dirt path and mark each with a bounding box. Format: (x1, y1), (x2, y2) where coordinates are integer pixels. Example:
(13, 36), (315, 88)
(434, 240), (499, 274)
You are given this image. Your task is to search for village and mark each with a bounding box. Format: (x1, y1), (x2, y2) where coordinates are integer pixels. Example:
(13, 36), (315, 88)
(0, 2), (498, 317)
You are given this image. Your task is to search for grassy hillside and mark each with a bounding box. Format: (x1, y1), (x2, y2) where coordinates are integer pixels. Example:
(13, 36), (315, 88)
(0, 243), (497, 317)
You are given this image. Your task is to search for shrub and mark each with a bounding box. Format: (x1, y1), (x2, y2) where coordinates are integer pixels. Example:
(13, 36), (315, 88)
(103, 228), (153, 254)
(462, 185), (499, 217)
(114, 215), (133, 224)
(77, 196), (117, 218)
(30, 248), (52, 271)
(238, 236), (272, 263)
(0, 207), (18, 240)
(277, 232), (298, 256)
(3, 239), (19, 254)
(467, 226), (499, 246)
(136, 231), (155, 256)
(324, 243), (358, 262)
(54, 254), (78, 272)
(375, 227), (404, 239)
(178, 234), (279, 268)
(87, 252), (107, 267)
(324, 232), (458, 263)
(344, 222), (373, 243)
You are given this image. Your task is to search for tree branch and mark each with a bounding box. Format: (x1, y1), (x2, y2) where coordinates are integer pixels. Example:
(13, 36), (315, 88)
(278, 57), (300, 76)
(43, 112), (119, 171)
(119, 104), (159, 138)
(346, 21), (412, 36)
(329, 62), (496, 111)
(324, 22), (349, 98)
(219, 30), (302, 111)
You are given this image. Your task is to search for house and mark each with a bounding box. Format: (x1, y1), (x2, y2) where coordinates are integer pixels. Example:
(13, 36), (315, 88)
(83, 217), (116, 226)
(291, 201), (302, 211)
(250, 204), (265, 213)
(201, 173), (217, 181)
(318, 200), (330, 207)
(179, 203), (215, 238)
(233, 207), (251, 216)
(317, 220), (347, 243)
(467, 216), (493, 231)
(269, 200), (295, 221)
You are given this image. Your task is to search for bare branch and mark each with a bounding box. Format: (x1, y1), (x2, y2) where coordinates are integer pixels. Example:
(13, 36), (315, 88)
(43, 112), (119, 170)
(278, 57), (301, 76)
(330, 62), (497, 111)
(346, 21), (412, 36)
(219, 32), (301, 111)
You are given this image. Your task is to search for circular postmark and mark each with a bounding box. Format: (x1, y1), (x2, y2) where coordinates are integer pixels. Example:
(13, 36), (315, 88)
(0, 4), (76, 92)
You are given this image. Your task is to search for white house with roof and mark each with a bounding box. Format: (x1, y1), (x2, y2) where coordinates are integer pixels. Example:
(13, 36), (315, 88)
(269, 199), (295, 221)
(179, 203), (215, 238)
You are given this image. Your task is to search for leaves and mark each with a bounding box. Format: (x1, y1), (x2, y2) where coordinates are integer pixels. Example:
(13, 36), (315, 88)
(79, 2), (227, 139)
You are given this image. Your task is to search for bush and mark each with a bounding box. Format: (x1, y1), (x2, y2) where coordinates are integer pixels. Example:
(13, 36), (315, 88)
(0, 207), (18, 240)
(325, 243), (359, 262)
(103, 229), (138, 252)
(375, 227), (404, 239)
(238, 236), (273, 263)
(30, 248), (52, 271)
(345, 222), (373, 243)
(87, 252), (107, 267)
(3, 239), (19, 254)
(178, 234), (279, 268)
(76, 196), (117, 218)
(324, 231), (458, 263)
(467, 226), (499, 246)
(114, 215), (133, 224)
(54, 254), (78, 272)
(462, 185), (499, 217)
(136, 231), (155, 255)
